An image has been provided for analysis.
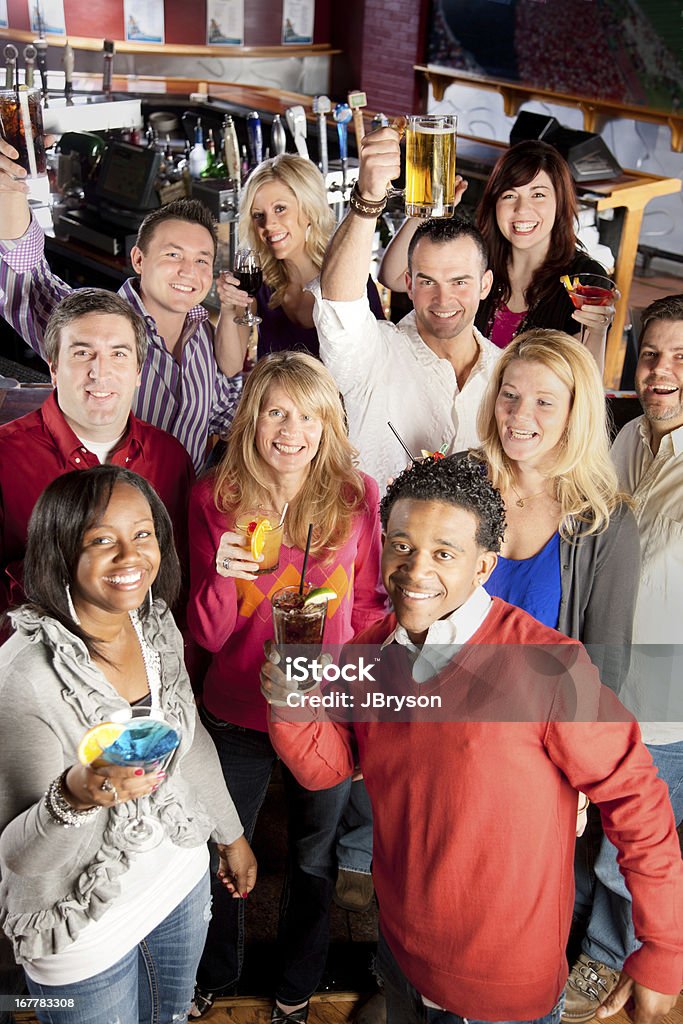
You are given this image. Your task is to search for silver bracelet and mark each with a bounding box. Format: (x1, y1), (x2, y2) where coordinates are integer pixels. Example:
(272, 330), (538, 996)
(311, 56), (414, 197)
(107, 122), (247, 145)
(44, 770), (102, 829)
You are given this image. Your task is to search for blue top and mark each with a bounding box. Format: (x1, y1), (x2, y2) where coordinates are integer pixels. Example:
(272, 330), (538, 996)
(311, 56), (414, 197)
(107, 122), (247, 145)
(484, 532), (562, 629)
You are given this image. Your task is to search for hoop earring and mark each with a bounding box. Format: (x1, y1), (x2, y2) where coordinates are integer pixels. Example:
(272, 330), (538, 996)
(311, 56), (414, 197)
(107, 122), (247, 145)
(65, 584), (80, 625)
(146, 587), (153, 615)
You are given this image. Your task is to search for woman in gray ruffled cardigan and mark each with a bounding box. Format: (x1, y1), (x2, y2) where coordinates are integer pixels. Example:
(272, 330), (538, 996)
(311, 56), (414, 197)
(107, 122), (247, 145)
(0, 465), (256, 1024)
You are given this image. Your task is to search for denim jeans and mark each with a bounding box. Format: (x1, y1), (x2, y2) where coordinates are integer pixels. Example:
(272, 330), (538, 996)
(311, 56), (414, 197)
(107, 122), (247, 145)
(25, 871), (211, 1024)
(196, 711), (351, 1004)
(336, 778), (374, 875)
(577, 740), (683, 969)
(377, 931), (564, 1024)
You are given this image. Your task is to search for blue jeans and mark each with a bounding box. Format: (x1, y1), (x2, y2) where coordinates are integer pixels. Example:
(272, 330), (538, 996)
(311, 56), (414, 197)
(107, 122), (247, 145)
(336, 778), (374, 875)
(576, 740), (683, 969)
(25, 871), (211, 1024)
(377, 931), (564, 1024)
(196, 711), (351, 1004)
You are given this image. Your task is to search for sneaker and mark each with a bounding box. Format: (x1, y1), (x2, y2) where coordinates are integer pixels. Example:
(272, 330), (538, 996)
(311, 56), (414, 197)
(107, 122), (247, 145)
(271, 1003), (309, 1024)
(334, 869), (375, 913)
(562, 954), (620, 1023)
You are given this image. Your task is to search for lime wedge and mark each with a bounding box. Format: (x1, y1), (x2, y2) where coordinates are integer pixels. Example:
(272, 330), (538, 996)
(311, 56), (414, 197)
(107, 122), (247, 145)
(303, 586), (338, 606)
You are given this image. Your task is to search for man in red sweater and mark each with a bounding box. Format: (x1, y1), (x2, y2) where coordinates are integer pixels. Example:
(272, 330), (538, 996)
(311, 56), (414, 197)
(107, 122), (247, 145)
(261, 455), (683, 1024)
(0, 287), (195, 617)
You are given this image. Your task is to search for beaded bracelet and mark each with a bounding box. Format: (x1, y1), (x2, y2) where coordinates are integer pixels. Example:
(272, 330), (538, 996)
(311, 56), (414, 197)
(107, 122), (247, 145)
(348, 182), (388, 218)
(44, 769), (102, 829)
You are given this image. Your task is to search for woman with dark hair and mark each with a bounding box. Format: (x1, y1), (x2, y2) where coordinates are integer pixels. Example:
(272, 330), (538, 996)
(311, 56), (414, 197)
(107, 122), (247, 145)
(379, 140), (614, 369)
(0, 465), (255, 1024)
(187, 351), (386, 1020)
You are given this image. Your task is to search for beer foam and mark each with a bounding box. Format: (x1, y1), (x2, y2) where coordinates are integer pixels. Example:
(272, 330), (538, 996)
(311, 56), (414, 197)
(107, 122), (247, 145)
(413, 125), (457, 135)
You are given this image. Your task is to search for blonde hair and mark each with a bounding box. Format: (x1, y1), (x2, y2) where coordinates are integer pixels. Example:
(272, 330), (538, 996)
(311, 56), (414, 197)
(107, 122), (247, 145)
(238, 155), (335, 309)
(476, 329), (622, 537)
(213, 352), (365, 556)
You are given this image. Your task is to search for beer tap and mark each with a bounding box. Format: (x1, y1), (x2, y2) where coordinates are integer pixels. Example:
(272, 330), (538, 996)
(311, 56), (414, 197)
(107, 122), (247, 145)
(34, 36), (49, 106)
(222, 115), (241, 189)
(23, 45), (36, 89)
(246, 111), (263, 168)
(271, 114), (286, 157)
(333, 102), (352, 191)
(4, 44), (18, 90)
(284, 105), (309, 160)
(312, 95), (330, 176)
(63, 39), (74, 106)
(102, 39), (115, 97)
(347, 90), (367, 151)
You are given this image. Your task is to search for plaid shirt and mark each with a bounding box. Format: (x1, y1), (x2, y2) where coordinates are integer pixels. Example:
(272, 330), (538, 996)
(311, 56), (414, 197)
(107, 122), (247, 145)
(0, 217), (242, 470)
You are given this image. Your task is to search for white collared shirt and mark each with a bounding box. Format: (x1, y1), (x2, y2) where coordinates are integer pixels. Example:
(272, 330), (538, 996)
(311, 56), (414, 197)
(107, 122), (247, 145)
(380, 585), (492, 682)
(611, 416), (683, 743)
(309, 278), (501, 493)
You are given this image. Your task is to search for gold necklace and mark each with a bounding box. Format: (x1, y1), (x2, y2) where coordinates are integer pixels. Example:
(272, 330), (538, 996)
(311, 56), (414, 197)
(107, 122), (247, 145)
(509, 482), (549, 508)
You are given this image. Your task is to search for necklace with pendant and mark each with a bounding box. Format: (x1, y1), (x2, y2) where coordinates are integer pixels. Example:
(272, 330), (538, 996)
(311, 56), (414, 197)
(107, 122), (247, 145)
(509, 482), (549, 508)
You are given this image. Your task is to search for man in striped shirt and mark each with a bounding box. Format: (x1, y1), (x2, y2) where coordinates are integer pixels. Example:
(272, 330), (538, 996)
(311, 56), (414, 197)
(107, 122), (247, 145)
(0, 141), (245, 471)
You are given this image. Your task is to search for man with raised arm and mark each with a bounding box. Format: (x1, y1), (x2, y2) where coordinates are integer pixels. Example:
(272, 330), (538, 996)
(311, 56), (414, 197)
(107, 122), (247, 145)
(0, 288), (194, 620)
(262, 455), (683, 1024)
(312, 127), (499, 488)
(0, 139), (246, 471)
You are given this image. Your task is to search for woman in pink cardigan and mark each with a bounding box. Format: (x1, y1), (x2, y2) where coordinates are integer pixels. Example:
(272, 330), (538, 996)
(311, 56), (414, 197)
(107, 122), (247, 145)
(187, 352), (385, 1020)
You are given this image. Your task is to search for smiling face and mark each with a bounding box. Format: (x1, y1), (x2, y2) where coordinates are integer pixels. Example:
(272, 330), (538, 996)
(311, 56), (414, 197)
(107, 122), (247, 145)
(494, 359), (573, 474)
(51, 312), (142, 443)
(72, 482), (161, 627)
(250, 180), (308, 262)
(382, 498), (497, 644)
(254, 383), (324, 489)
(495, 170), (557, 259)
(130, 219), (215, 320)
(635, 319), (683, 437)
(406, 235), (493, 352)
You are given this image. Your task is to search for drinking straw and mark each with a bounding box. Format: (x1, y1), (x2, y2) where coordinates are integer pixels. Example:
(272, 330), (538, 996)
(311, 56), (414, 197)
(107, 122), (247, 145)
(278, 502), (288, 527)
(387, 421), (417, 463)
(299, 523), (314, 596)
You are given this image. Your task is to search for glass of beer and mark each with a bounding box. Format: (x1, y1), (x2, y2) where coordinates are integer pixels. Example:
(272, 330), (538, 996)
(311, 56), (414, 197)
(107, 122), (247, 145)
(0, 86), (48, 201)
(404, 114), (457, 219)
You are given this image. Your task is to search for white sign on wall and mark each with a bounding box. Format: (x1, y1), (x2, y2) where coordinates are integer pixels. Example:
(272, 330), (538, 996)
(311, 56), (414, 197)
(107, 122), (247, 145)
(124, 0), (165, 44)
(28, 0), (66, 35)
(207, 0), (244, 45)
(282, 0), (314, 44)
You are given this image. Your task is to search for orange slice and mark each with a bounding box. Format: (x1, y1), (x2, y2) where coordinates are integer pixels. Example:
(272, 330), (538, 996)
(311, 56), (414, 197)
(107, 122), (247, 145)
(250, 517), (272, 559)
(77, 722), (125, 765)
(560, 274), (573, 290)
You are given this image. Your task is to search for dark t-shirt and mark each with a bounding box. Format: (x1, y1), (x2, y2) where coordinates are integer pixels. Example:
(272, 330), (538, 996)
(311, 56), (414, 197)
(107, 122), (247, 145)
(256, 276), (385, 360)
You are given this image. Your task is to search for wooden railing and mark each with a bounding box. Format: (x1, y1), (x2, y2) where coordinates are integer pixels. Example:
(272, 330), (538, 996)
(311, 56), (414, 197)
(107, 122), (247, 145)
(415, 65), (683, 153)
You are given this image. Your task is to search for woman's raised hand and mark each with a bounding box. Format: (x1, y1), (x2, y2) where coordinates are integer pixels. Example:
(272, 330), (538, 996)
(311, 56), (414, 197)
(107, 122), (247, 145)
(215, 530), (262, 579)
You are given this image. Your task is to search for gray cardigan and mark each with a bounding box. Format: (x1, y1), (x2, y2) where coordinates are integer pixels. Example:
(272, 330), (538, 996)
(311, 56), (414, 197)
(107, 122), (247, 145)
(557, 501), (640, 694)
(0, 602), (243, 965)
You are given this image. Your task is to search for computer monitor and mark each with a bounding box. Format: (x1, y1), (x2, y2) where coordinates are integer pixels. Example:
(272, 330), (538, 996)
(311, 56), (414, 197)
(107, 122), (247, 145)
(95, 141), (161, 211)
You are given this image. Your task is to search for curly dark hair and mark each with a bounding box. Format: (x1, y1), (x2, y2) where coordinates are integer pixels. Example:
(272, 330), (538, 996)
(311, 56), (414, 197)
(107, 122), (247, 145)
(380, 454), (507, 552)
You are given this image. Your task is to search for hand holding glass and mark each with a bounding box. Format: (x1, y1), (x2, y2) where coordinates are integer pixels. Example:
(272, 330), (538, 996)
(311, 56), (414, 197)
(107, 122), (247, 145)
(387, 114), (458, 219)
(233, 248), (263, 327)
(562, 273), (617, 344)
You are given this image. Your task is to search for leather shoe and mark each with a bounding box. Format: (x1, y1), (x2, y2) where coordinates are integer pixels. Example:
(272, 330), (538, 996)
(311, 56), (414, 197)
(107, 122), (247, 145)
(334, 869), (375, 913)
(562, 954), (620, 1023)
(354, 993), (387, 1024)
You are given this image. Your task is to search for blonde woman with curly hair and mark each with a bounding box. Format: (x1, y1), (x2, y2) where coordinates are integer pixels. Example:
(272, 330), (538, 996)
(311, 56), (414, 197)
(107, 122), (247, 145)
(187, 351), (385, 1020)
(475, 328), (639, 691)
(216, 154), (384, 362)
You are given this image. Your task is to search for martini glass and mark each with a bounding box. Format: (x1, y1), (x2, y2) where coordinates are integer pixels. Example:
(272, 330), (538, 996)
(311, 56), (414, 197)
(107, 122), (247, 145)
(80, 707), (180, 851)
(562, 273), (617, 344)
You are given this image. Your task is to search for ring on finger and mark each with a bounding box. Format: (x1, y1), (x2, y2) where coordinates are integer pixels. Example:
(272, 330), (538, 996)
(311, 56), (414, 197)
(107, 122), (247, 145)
(100, 777), (118, 802)
(222, 557), (232, 571)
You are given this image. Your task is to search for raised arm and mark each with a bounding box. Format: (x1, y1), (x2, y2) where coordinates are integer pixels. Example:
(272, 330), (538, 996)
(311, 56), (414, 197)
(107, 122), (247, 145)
(212, 270), (252, 377)
(321, 127), (401, 302)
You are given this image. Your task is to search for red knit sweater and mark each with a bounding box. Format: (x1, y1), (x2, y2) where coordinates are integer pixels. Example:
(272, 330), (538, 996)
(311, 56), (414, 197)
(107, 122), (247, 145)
(269, 598), (683, 1019)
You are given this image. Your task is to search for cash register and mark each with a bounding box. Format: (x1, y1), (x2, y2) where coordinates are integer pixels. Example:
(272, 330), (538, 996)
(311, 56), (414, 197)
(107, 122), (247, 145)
(56, 141), (161, 256)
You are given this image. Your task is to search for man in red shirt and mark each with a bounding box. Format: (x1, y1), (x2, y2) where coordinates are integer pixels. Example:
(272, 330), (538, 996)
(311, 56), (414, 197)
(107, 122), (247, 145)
(261, 455), (682, 1024)
(0, 287), (195, 617)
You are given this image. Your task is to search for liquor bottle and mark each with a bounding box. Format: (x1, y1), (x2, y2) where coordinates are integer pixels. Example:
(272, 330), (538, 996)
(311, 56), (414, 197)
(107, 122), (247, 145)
(189, 118), (208, 178)
(200, 128), (217, 178)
